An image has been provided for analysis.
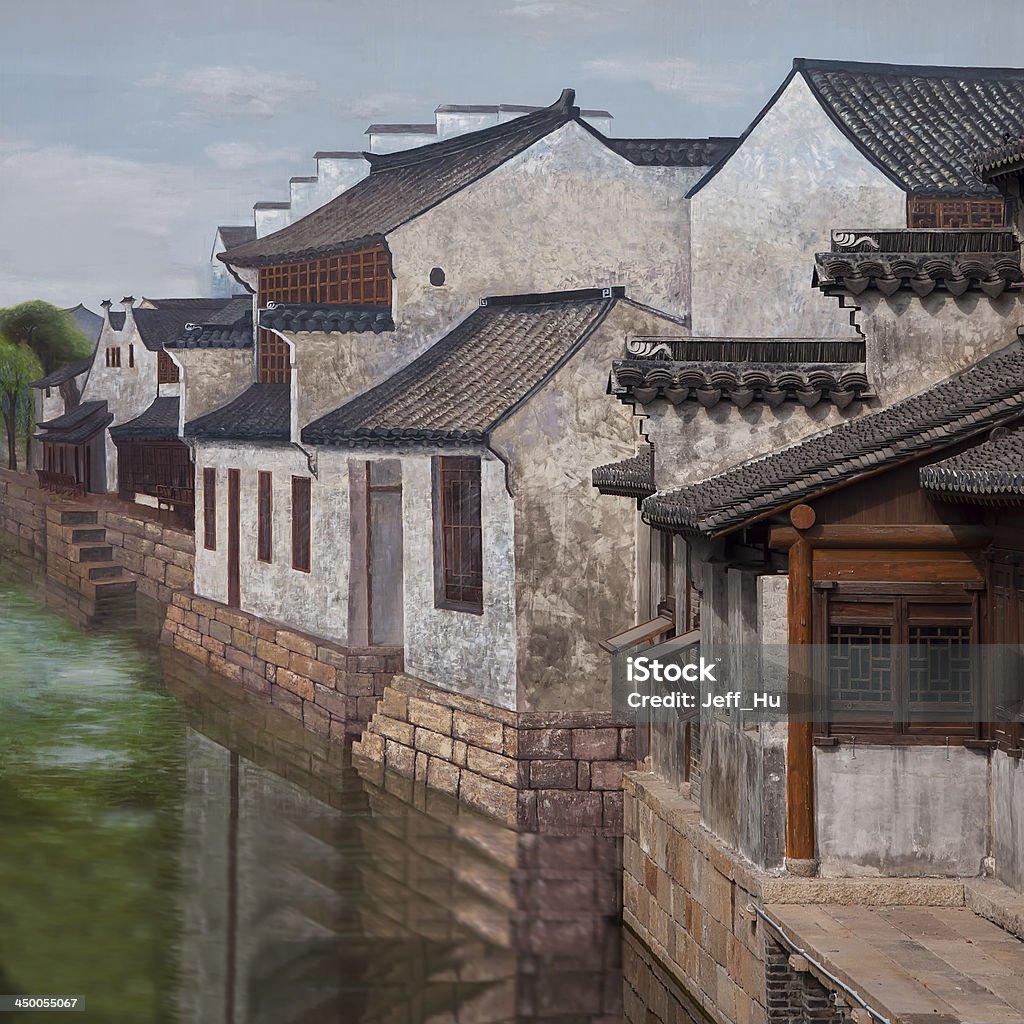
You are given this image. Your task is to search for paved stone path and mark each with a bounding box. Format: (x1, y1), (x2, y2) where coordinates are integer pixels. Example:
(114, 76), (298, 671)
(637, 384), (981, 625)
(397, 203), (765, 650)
(766, 904), (1024, 1023)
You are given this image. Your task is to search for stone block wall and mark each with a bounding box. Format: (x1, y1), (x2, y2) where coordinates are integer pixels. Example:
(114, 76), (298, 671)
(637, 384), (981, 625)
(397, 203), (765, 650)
(0, 469), (47, 561)
(96, 508), (193, 605)
(623, 771), (768, 1024)
(163, 590), (402, 741)
(353, 673), (634, 832)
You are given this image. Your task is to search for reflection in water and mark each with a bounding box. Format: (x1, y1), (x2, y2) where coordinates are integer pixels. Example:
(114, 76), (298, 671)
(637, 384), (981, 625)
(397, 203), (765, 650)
(0, 560), (702, 1023)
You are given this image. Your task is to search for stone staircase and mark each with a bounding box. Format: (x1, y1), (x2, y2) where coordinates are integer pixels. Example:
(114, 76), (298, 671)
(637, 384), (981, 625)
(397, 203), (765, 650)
(46, 504), (137, 603)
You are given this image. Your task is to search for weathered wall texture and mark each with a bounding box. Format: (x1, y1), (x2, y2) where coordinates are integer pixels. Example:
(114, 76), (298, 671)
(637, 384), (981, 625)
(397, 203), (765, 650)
(815, 746), (990, 878)
(0, 469), (47, 560)
(689, 73), (905, 339)
(854, 289), (1024, 403)
(193, 442), (348, 642)
(493, 302), (670, 711)
(696, 565), (787, 871)
(401, 452), (518, 708)
(176, 347), (255, 425)
(642, 396), (864, 493)
(354, 673), (633, 831)
(992, 750), (1024, 892)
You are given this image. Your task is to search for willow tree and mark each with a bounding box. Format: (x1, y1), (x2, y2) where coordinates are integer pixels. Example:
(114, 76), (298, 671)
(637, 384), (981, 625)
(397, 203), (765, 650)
(0, 302), (93, 376)
(0, 341), (42, 471)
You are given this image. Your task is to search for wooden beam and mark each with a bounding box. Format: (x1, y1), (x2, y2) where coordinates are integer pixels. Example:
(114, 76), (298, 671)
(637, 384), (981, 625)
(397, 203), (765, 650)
(772, 524), (990, 551)
(786, 537), (816, 872)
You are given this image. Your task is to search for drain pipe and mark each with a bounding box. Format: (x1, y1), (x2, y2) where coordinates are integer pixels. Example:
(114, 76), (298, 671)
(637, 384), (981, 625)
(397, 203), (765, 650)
(748, 904), (891, 1024)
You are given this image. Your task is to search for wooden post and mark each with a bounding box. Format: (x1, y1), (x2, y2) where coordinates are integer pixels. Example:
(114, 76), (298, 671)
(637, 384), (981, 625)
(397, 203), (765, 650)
(786, 533), (817, 874)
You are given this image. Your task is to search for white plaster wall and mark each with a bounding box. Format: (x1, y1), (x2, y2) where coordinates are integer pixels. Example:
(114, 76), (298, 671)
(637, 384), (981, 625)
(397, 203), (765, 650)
(992, 749), (1024, 893)
(315, 155), (370, 199)
(436, 111), (498, 138)
(401, 452), (518, 709)
(642, 397), (864, 491)
(689, 73), (906, 338)
(856, 290), (1024, 403)
(815, 746), (989, 877)
(82, 314), (159, 491)
(368, 130), (436, 154)
(193, 442), (349, 641)
(176, 348), (255, 424)
(394, 122), (694, 333)
(255, 206), (291, 238)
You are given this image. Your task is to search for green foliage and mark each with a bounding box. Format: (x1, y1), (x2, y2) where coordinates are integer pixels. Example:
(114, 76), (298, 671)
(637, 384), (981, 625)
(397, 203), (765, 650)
(0, 301), (93, 375)
(0, 339), (43, 470)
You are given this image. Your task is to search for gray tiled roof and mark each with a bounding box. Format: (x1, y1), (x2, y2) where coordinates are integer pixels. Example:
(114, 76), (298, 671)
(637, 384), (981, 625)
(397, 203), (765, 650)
(593, 445), (656, 499)
(217, 225), (257, 248)
(813, 229), (1023, 297)
(976, 137), (1024, 182)
(163, 298), (253, 350)
(133, 298), (239, 351)
(920, 427), (1024, 503)
(799, 59), (1024, 197)
(303, 287), (623, 447)
(259, 304), (394, 334)
(109, 397), (180, 440)
(690, 59), (1024, 199)
(64, 304), (103, 342)
(36, 400), (112, 445)
(30, 357), (93, 390)
(611, 362), (870, 409)
(643, 339), (1024, 536)
(221, 90), (581, 267)
(603, 137), (736, 167)
(184, 383), (290, 442)
(108, 311), (126, 331)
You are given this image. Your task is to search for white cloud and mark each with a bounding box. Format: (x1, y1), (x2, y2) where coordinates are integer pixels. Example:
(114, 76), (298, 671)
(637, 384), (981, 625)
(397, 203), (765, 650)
(582, 57), (757, 107)
(141, 65), (317, 119)
(333, 92), (430, 121)
(204, 142), (295, 170)
(0, 138), (276, 306)
(504, 1), (594, 17)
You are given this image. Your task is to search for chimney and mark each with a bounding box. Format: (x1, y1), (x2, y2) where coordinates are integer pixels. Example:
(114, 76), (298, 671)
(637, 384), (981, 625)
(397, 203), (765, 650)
(121, 295), (136, 330)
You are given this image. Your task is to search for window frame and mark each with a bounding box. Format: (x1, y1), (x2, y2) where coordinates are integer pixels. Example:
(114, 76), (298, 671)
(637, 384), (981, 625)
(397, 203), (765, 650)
(432, 455), (484, 615)
(257, 470), (273, 563)
(291, 475), (311, 573)
(202, 468), (217, 551)
(813, 583), (981, 743)
(157, 349), (180, 384)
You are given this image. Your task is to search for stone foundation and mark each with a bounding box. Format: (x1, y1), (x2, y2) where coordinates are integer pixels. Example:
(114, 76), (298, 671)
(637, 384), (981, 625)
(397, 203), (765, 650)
(162, 590), (402, 741)
(353, 673), (635, 832)
(0, 469), (47, 561)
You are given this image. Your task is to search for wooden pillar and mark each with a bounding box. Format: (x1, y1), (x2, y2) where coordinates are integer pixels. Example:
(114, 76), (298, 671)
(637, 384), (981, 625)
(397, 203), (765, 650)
(786, 523), (817, 874)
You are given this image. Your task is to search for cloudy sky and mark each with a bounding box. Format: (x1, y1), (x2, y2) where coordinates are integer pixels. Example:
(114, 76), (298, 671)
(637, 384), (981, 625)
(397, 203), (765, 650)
(1, 0), (1022, 308)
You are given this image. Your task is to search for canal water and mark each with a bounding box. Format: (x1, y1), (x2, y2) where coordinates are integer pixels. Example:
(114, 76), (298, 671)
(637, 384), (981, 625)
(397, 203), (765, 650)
(0, 559), (704, 1024)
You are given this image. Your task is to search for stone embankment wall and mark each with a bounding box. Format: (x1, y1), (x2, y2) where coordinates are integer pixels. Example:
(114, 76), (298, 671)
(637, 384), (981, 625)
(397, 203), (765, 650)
(354, 674), (635, 832)
(163, 590), (402, 741)
(1, 468), (193, 604)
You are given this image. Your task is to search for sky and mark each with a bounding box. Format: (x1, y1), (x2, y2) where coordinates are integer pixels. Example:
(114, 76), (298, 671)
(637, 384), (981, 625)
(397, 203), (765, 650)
(1, 0), (1023, 309)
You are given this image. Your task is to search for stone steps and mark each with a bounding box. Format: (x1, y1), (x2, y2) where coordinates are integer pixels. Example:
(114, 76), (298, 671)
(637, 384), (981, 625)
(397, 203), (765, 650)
(71, 527), (106, 543)
(47, 502), (136, 606)
(71, 543), (114, 563)
(85, 560), (124, 581)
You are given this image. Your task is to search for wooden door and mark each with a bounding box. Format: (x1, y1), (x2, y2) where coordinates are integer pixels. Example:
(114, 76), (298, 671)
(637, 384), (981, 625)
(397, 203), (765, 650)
(227, 469), (240, 608)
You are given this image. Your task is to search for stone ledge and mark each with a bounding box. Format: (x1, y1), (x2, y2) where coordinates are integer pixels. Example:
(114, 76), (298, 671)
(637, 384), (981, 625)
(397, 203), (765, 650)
(965, 878), (1024, 940)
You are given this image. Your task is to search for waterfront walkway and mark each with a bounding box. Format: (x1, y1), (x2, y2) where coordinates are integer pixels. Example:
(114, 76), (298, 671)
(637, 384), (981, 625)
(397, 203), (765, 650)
(767, 902), (1024, 1023)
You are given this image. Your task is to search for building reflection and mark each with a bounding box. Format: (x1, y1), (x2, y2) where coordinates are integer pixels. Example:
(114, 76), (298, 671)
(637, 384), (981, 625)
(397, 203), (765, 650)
(164, 650), (628, 1024)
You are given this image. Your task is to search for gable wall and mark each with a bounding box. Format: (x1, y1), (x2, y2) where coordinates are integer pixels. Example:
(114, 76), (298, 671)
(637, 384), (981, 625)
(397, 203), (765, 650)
(82, 316), (160, 491)
(492, 302), (669, 710)
(689, 73), (905, 338)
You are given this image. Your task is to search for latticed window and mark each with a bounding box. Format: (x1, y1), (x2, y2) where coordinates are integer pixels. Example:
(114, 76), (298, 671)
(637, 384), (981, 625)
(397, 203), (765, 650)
(432, 456), (483, 613)
(203, 468), (217, 551)
(105, 347), (121, 368)
(158, 349), (180, 384)
(908, 197), (1006, 229)
(821, 593), (978, 739)
(256, 245), (392, 384)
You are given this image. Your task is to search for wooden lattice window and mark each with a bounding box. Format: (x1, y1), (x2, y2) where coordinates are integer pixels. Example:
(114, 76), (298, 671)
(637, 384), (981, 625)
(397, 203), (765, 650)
(257, 470), (273, 563)
(817, 590), (979, 740)
(291, 476), (311, 573)
(158, 349), (180, 384)
(256, 245), (391, 384)
(908, 197), (1006, 229)
(128, 344), (135, 369)
(105, 347), (121, 368)
(432, 456), (483, 613)
(258, 246), (391, 307)
(203, 468), (217, 550)
(257, 331), (290, 384)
